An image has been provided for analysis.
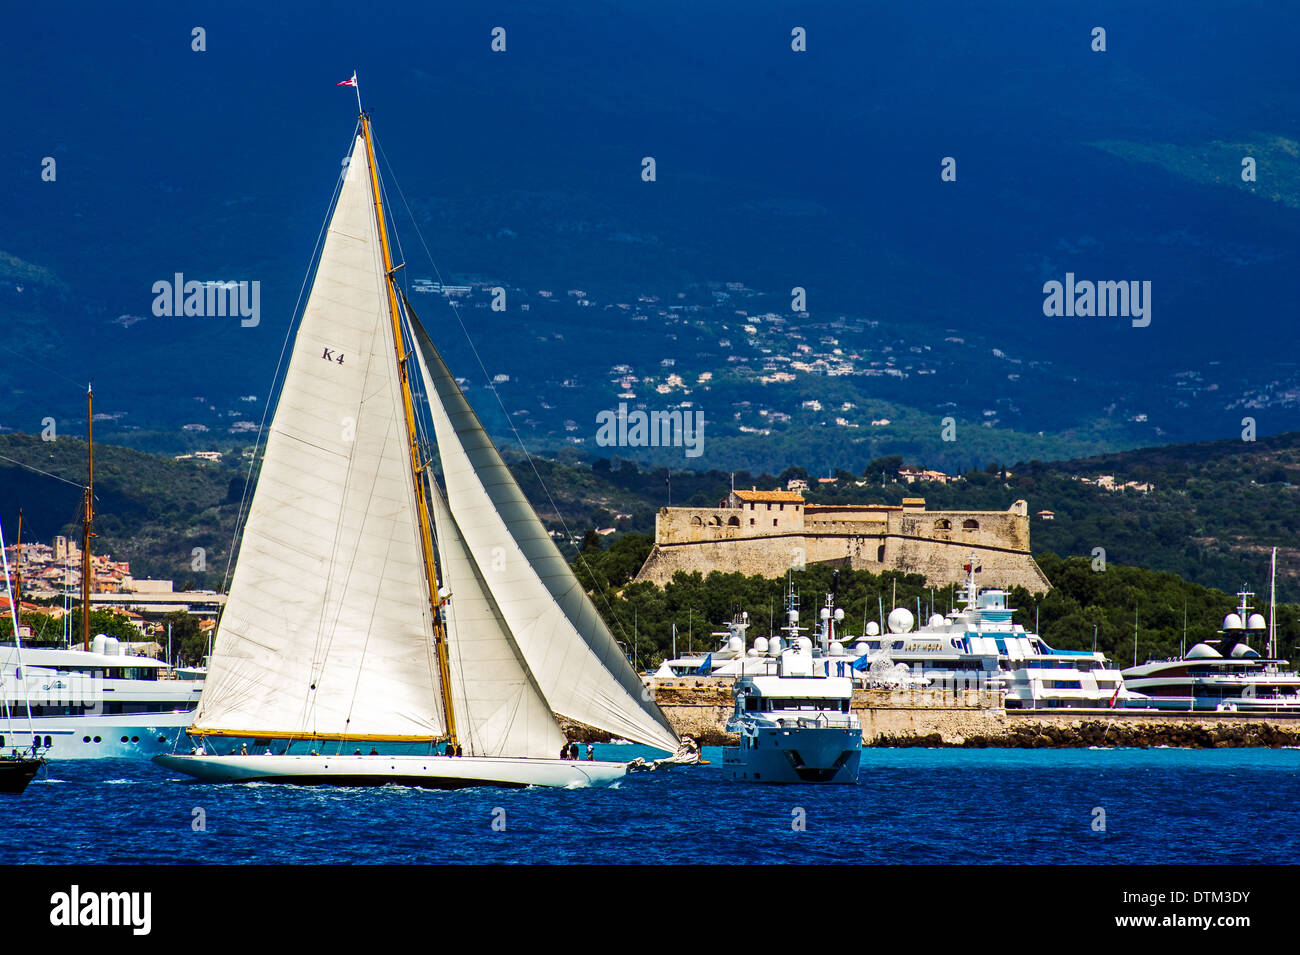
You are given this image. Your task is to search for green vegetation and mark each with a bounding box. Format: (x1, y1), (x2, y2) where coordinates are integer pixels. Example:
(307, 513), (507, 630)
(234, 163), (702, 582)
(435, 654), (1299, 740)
(572, 538), (1300, 671)
(0, 608), (139, 647)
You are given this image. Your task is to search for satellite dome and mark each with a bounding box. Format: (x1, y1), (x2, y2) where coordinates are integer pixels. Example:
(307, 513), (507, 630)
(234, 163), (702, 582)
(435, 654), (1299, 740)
(768, 638), (782, 656)
(788, 610), (799, 623)
(927, 613), (946, 628)
(830, 641), (844, 656)
(1247, 613), (1267, 631)
(1223, 613), (1244, 631)
(834, 608), (845, 622)
(854, 641), (868, 654)
(1230, 643), (1260, 658)
(887, 607), (914, 634)
(1186, 642), (1223, 659)
(727, 636), (743, 654)
(820, 607), (831, 620)
(753, 637), (768, 655)
(865, 621), (880, 636)
(796, 637), (813, 653)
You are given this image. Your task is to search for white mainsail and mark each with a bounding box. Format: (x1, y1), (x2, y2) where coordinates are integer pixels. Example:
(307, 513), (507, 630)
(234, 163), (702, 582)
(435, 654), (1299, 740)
(426, 472), (566, 758)
(407, 311), (681, 753)
(193, 136), (446, 740)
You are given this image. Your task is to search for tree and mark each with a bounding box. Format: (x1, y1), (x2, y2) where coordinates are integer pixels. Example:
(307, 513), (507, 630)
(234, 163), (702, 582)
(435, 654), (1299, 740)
(65, 609), (141, 645)
(164, 611), (207, 666)
(864, 455), (903, 478)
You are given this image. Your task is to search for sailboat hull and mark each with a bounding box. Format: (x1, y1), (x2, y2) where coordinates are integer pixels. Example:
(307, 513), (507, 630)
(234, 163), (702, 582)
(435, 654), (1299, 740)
(153, 753), (629, 789)
(0, 757), (43, 794)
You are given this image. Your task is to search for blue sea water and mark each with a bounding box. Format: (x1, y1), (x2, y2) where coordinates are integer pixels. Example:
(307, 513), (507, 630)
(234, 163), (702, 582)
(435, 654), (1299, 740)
(4, 745), (1299, 865)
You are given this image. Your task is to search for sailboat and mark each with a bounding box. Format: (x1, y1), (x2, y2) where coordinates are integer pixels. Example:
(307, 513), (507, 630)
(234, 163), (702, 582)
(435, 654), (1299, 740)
(155, 101), (682, 788)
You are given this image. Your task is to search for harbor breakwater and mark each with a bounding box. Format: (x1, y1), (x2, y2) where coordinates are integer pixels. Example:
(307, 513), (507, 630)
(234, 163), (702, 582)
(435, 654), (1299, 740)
(556, 680), (1300, 748)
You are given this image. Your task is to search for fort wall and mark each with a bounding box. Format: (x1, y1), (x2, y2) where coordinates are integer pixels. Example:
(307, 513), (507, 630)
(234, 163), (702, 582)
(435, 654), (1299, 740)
(635, 495), (1049, 592)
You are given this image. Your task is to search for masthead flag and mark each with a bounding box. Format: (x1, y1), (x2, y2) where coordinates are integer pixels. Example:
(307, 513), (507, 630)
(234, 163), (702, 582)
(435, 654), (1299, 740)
(337, 72), (357, 88)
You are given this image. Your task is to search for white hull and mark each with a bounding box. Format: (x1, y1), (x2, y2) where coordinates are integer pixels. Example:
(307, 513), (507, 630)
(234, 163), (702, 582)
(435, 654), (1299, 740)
(154, 753), (630, 788)
(3, 713), (194, 760)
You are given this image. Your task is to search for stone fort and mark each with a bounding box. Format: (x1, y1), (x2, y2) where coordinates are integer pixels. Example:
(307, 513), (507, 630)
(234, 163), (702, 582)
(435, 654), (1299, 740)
(634, 488), (1050, 592)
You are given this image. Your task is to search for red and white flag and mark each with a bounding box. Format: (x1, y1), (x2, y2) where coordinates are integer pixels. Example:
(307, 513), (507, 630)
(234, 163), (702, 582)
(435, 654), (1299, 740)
(337, 72), (357, 88)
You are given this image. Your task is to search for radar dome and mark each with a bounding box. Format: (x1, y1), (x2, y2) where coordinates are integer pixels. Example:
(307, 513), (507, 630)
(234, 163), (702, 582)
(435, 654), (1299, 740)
(796, 637), (813, 654)
(728, 636), (743, 654)
(830, 641), (844, 656)
(1247, 613), (1267, 631)
(927, 613), (945, 628)
(1230, 643), (1260, 658)
(753, 637), (769, 655)
(820, 607), (831, 620)
(865, 621), (880, 636)
(887, 607), (914, 634)
(1186, 642), (1223, 659)
(1223, 613), (1244, 631)
(768, 638), (782, 656)
(854, 641), (868, 655)
(834, 608), (845, 622)
(789, 610), (799, 623)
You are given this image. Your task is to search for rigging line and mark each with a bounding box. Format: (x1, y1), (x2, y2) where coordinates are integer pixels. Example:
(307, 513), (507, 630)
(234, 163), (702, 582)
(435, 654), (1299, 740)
(374, 139), (637, 649)
(220, 121), (361, 594)
(0, 453), (85, 489)
(0, 343), (91, 392)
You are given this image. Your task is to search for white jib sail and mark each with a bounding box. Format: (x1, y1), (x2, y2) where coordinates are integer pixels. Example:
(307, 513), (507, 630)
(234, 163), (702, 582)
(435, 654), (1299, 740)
(426, 472), (567, 759)
(193, 135), (446, 740)
(407, 312), (680, 752)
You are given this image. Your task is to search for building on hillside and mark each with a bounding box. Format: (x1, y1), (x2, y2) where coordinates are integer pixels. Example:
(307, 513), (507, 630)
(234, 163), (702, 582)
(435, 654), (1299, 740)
(635, 489), (1049, 592)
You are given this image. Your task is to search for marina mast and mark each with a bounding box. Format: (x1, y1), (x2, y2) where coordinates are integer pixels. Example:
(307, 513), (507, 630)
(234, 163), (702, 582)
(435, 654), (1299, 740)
(81, 384), (94, 652)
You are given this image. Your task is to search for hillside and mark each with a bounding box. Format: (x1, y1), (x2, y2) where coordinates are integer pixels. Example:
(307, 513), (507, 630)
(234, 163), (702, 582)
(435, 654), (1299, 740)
(1, 429), (1297, 603)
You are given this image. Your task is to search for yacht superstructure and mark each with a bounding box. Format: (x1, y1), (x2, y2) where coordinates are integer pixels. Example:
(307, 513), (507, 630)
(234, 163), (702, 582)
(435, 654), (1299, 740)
(0, 638), (202, 758)
(1122, 587), (1300, 712)
(856, 560), (1133, 709)
(722, 582), (861, 783)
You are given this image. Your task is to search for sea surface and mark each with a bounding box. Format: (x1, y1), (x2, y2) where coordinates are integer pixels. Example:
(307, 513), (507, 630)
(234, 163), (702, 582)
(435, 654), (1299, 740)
(4, 745), (1300, 865)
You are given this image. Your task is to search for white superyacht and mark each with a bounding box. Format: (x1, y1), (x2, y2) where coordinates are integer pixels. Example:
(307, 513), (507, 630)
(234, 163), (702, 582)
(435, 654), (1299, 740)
(722, 588), (862, 784)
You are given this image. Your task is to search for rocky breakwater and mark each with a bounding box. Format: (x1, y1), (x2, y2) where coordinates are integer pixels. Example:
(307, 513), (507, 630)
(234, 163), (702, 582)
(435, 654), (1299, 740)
(874, 715), (1300, 749)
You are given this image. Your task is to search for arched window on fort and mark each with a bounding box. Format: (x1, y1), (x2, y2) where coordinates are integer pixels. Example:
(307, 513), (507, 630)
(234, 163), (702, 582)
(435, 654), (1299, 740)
(935, 519), (951, 531)
(727, 516), (740, 527)
(709, 515), (723, 526)
(962, 519), (979, 530)
(689, 515), (703, 526)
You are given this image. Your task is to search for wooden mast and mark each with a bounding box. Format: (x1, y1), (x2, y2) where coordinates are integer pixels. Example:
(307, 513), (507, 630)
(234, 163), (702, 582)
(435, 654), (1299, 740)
(359, 113), (459, 749)
(81, 384), (94, 652)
